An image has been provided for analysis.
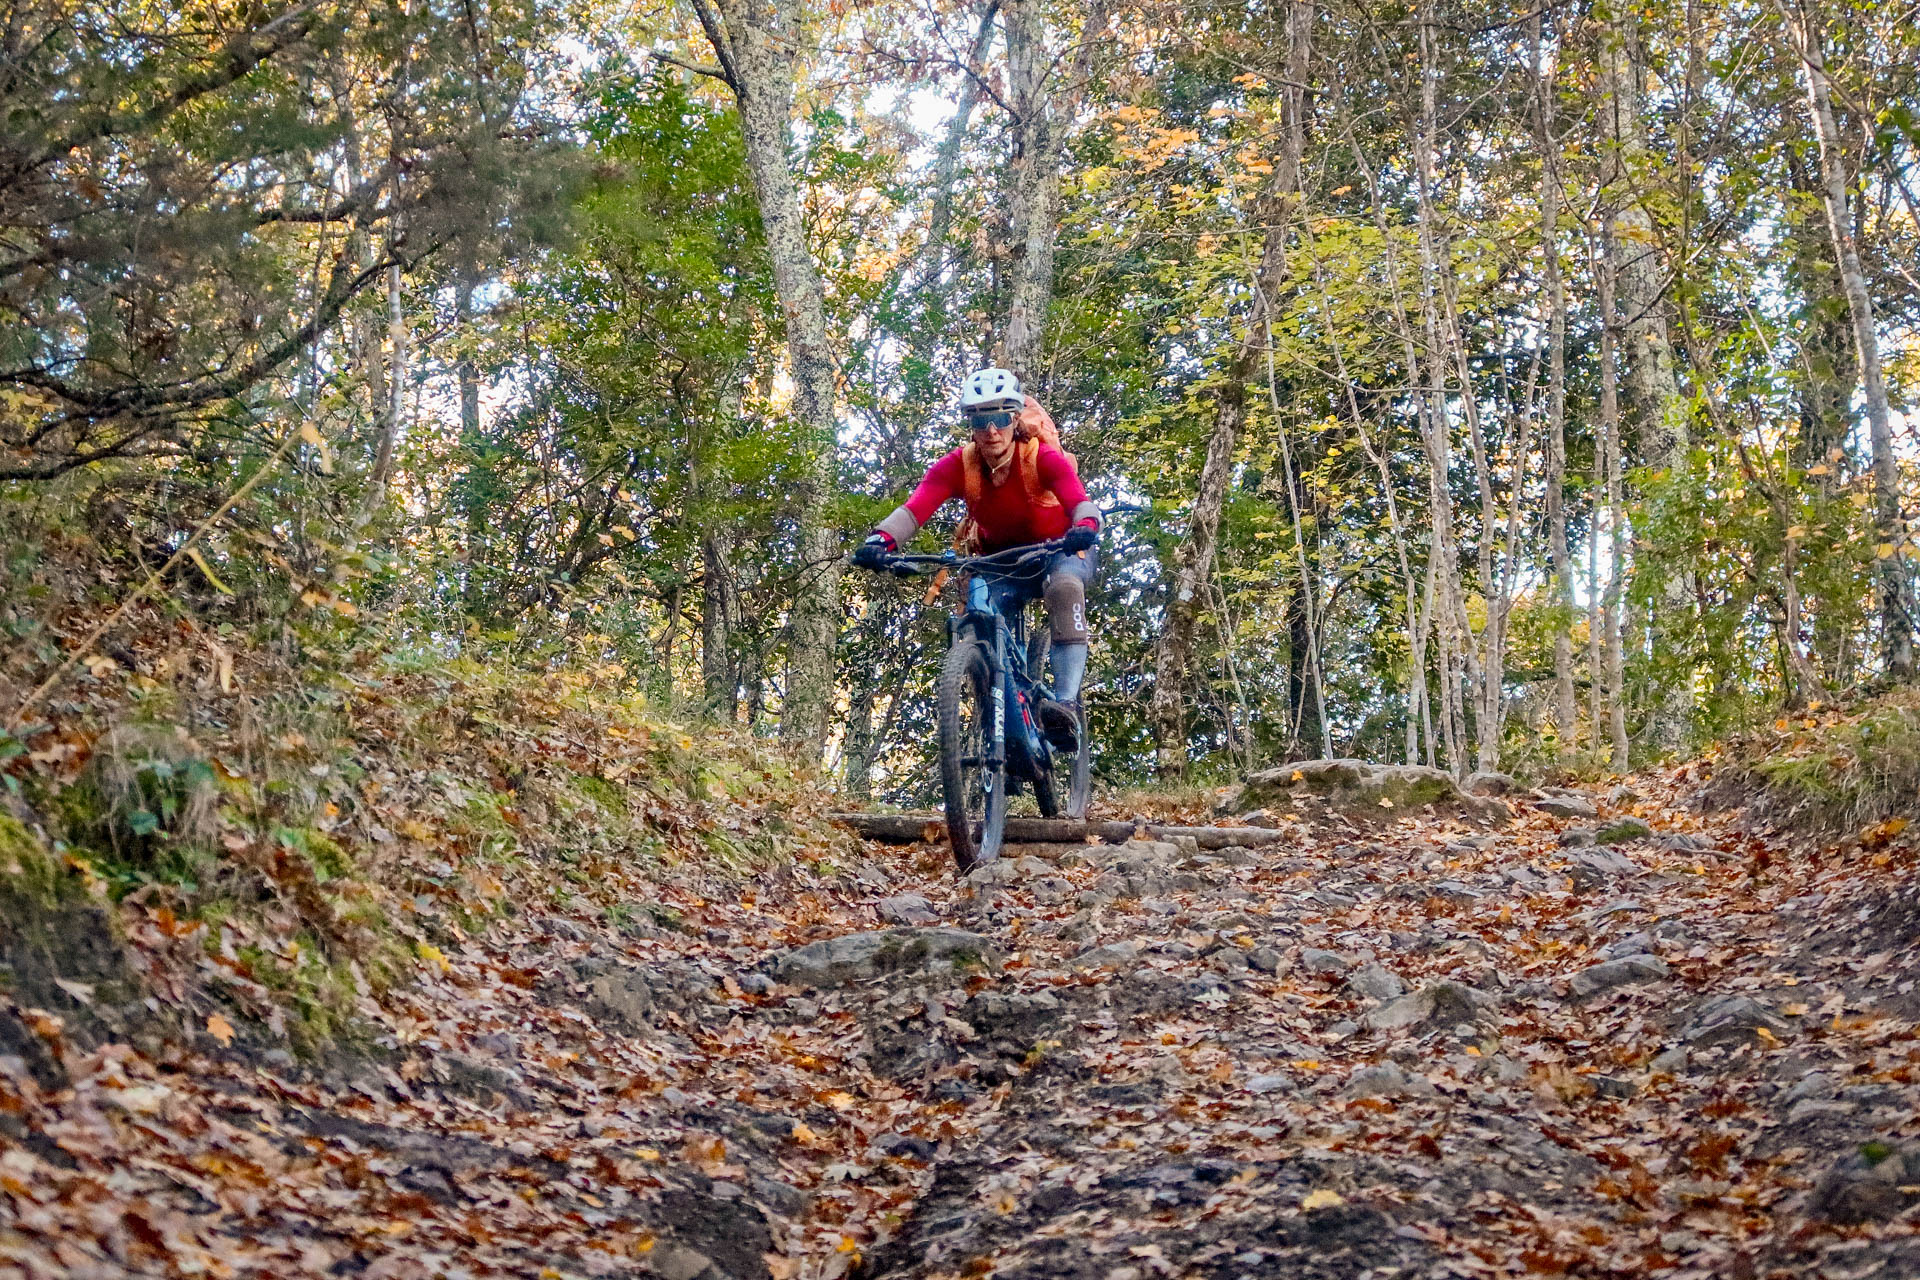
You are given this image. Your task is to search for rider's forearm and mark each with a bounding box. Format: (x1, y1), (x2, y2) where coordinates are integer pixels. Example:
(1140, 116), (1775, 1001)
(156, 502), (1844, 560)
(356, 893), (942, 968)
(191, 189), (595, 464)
(875, 505), (920, 547)
(1069, 500), (1101, 530)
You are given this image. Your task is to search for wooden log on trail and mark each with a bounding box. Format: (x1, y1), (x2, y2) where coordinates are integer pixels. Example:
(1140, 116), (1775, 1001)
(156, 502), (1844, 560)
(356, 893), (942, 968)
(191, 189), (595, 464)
(828, 812), (1293, 850)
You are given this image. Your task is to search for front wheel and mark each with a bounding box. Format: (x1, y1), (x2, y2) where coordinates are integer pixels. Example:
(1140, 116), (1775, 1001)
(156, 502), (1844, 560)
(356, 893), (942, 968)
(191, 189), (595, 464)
(938, 640), (1006, 872)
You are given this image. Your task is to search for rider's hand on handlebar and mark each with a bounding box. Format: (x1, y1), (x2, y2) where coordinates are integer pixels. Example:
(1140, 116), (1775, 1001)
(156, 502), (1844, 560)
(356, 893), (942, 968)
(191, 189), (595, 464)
(1061, 523), (1097, 555)
(851, 532), (894, 570)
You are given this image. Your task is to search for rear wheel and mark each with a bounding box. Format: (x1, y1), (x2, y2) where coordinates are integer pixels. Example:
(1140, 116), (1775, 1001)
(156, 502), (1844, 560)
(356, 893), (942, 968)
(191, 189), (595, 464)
(1025, 629), (1091, 819)
(938, 640), (1005, 872)
(1033, 741), (1059, 818)
(1061, 702), (1092, 819)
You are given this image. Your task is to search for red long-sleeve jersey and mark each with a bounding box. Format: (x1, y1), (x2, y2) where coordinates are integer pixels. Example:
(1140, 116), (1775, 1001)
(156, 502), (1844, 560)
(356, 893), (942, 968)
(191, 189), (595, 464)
(900, 444), (1096, 551)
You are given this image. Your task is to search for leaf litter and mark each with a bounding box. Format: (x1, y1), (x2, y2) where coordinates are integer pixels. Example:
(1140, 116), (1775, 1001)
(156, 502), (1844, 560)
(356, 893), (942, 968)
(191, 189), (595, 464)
(3, 754), (1920, 1279)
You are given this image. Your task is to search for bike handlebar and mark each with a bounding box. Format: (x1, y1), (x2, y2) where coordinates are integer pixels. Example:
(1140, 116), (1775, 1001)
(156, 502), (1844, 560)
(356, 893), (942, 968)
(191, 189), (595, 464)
(858, 537), (1068, 580)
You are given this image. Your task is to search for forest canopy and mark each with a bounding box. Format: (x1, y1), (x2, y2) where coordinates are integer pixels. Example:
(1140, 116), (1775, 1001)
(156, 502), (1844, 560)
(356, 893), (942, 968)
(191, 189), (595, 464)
(4, 0), (1917, 799)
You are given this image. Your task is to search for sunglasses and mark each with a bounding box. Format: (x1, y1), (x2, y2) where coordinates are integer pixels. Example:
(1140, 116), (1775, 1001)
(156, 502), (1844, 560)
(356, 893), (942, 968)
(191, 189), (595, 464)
(967, 410), (1015, 431)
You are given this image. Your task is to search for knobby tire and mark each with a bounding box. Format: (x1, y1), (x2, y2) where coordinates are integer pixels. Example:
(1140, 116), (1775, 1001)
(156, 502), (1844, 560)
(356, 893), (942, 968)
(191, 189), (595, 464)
(938, 640), (1005, 872)
(1025, 629), (1090, 821)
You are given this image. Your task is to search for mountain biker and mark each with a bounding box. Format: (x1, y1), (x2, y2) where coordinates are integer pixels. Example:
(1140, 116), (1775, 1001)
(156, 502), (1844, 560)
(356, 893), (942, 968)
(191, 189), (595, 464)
(852, 367), (1101, 748)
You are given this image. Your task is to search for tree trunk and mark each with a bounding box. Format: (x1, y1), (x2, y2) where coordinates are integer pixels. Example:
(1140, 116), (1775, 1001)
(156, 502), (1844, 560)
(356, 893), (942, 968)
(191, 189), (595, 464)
(1148, 0), (1311, 775)
(1306, 250), (1424, 766)
(919, 2), (999, 300)
(1534, 16), (1578, 748)
(1781, 2), (1914, 678)
(1339, 96), (1434, 767)
(700, 367), (744, 721)
(1598, 231), (1631, 769)
(697, 0), (845, 757)
(1268, 336), (1332, 759)
(362, 263), (406, 513)
(1784, 151), (1855, 494)
(841, 668), (881, 801)
(998, 0), (1106, 380)
(1601, 8), (1694, 752)
(1285, 582), (1321, 758)
(999, 0), (1058, 380)
(1413, 13), (1475, 776)
(454, 276), (489, 619)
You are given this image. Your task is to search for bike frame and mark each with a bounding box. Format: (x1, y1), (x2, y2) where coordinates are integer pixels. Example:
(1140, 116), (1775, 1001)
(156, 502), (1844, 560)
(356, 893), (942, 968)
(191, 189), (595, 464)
(952, 570), (1053, 789)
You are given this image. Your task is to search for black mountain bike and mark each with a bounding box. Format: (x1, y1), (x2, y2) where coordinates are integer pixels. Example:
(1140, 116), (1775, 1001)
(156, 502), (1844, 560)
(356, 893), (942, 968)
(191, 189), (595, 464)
(858, 538), (1092, 870)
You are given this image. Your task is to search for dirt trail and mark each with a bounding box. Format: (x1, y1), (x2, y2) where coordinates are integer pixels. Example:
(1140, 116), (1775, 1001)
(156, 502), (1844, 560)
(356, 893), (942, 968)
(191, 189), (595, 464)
(4, 769), (1920, 1279)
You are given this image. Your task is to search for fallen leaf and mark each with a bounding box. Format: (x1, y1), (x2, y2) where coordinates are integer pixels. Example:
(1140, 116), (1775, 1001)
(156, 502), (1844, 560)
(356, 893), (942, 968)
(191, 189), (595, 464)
(54, 978), (96, 1005)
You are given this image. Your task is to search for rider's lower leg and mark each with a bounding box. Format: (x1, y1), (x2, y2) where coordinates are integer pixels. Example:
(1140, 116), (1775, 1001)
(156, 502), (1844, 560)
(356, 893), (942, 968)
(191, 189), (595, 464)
(1041, 556), (1093, 749)
(1040, 641), (1086, 749)
(1050, 640), (1087, 701)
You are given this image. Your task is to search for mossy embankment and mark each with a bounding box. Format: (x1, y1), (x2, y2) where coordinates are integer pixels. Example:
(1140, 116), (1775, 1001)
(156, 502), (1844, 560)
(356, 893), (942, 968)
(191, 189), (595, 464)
(1, 642), (854, 1066)
(1701, 688), (1920, 838)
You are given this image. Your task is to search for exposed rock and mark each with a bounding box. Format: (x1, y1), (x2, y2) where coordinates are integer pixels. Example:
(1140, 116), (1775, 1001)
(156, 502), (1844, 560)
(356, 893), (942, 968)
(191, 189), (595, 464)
(1210, 948), (1249, 974)
(0, 814), (155, 1087)
(877, 893), (937, 926)
(1534, 792), (1598, 820)
(581, 970), (655, 1032)
(1347, 962), (1407, 1002)
(1591, 1074), (1639, 1100)
(1300, 947), (1352, 978)
(1055, 909), (1097, 942)
(1595, 817), (1654, 845)
(1595, 934), (1647, 961)
(1784, 1071), (1837, 1105)
(1683, 994), (1792, 1048)
(1217, 759), (1509, 824)
(872, 1130), (938, 1162)
(1557, 827), (1597, 849)
(1649, 1046), (1690, 1075)
(1567, 954), (1670, 999)
(769, 928), (1002, 989)
(964, 860), (1021, 888)
(1364, 981), (1496, 1034)
(433, 1053), (530, 1110)
(1090, 840), (1182, 873)
(1246, 947), (1286, 974)
(1344, 1060), (1437, 1099)
(748, 1175), (810, 1220)
(1465, 770), (1520, 797)
(1568, 847), (1639, 890)
(650, 1244), (716, 1280)
(1809, 1143), (1920, 1225)
(1068, 940), (1142, 970)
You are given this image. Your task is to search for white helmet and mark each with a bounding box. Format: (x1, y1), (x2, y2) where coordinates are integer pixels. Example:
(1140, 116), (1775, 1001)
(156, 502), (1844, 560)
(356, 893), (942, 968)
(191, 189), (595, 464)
(960, 367), (1023, 414)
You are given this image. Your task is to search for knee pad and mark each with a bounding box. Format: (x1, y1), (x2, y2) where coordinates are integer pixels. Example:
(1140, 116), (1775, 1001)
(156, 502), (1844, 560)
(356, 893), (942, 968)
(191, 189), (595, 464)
(1044, 572), (1088, 643)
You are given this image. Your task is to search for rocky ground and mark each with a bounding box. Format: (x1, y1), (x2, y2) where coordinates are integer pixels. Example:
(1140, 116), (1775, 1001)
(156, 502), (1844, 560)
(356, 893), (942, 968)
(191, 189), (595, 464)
(5, 765), (1920, 1279)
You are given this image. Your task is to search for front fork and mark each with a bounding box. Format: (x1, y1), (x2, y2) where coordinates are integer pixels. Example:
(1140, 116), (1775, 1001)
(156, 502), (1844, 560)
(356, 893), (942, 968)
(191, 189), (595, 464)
(959, 579), (1042, 778)
(989, 618), (1008, 776)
